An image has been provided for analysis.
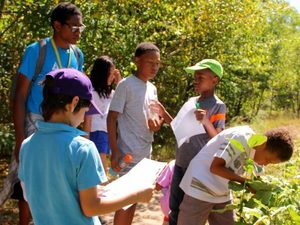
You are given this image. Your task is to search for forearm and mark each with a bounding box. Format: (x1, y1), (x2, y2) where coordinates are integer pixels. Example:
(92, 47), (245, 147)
(210, 157), (245, 184)
(107, 111), (120, 156)
(211, 166), (245, 184)
(80, 186), (153, 216)
(87, 193), (139, 215)
(13, 73), (30, 161)
(203, 122), (219, 138)
(13, 96), (26, 159)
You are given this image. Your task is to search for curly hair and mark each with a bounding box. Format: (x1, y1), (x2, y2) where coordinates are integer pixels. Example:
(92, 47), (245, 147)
(265, 128), (294, 162)
(50, 2), (82, 28)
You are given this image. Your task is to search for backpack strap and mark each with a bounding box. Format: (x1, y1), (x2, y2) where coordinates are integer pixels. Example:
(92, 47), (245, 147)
(9, 39), (47, 109)
(31, 39), (47, 84)
(70, 45), (81, 67)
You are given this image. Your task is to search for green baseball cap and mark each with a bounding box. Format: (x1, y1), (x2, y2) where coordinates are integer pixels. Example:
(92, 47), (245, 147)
(184, 59), (223, 79)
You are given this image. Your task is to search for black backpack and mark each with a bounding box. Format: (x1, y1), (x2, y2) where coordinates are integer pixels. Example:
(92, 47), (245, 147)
(9, 39), (81, 109)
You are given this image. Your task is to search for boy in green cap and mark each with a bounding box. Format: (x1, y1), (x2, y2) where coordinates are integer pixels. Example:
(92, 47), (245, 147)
(169, 59), (227, 225)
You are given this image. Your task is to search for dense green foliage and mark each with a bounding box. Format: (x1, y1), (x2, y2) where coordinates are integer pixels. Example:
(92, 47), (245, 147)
(1, 0), (300, 156)
(228, 153), (300, 224)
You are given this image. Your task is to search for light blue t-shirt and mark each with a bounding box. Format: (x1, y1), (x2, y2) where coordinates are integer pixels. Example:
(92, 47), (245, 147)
(18, 37), (84, 114)
(19, 121), (106, 225)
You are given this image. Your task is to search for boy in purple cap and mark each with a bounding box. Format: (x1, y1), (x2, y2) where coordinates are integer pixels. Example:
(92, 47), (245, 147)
(5, 3), (85, 224)
(18, 68), (154, 225)
(169, 59), (227, 225)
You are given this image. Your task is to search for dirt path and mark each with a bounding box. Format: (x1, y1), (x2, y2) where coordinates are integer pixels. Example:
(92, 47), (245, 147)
(101, 191), (165, 225)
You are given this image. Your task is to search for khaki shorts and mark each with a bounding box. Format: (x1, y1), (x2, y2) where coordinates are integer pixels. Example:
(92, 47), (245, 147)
(178, 194), (234, 225)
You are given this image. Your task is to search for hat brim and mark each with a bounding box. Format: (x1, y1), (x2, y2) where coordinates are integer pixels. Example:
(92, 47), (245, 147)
(184, 65), (209, 74)
(85, 100), (103, 116)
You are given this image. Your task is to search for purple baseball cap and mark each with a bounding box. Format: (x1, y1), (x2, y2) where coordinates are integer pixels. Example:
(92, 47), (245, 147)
(46, 68), (102, 116)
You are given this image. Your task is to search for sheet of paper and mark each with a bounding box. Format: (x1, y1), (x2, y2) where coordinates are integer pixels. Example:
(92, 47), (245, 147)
(100, 158), (167, 209)
(171, 97), (206, 148)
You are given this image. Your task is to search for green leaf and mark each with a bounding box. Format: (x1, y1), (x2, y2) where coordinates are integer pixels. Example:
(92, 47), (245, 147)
(242, 207), (263, 219)
(247, 134), (267, 148)
(255, 190), (273, 206)
(229, 138), (245, 152)
(229, 181), (245, 191)
(289, 207), (300, 223)
(247, 180), (276, 192)
(211, 203), (238, 213)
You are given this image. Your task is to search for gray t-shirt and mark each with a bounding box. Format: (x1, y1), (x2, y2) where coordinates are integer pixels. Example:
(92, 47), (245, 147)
(175, 95), (226, 169)
(109, 75), (157, 163)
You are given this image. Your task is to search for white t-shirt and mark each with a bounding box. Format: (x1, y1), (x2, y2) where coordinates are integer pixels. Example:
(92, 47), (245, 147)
(180, 126), (259, 203)
(90, 90), (114, 132)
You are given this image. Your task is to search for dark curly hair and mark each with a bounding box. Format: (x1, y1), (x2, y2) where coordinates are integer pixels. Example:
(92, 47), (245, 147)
(265, 128), (294, 162)
(50, 2), (82, 28)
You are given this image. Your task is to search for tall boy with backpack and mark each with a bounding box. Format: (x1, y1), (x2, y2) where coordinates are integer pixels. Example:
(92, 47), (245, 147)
(0, 3), (84, 225)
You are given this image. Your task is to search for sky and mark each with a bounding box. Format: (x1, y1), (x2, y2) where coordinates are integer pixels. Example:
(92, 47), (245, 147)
(286, 0), (300, 12)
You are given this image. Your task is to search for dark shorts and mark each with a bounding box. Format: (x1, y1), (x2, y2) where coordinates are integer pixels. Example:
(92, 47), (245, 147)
(90, 131), (110, 154)
(11, 181), (25, 200)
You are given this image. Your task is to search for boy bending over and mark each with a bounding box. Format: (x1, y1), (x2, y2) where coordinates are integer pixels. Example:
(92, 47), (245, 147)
(178, 125), (293, 225)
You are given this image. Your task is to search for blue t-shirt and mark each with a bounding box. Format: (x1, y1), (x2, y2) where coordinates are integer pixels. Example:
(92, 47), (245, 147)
(19, 121), (106, 225)
(18, 37), (84, 114)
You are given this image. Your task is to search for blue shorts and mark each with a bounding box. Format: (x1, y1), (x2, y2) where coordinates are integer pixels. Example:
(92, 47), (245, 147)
(90, 131), (110, 154)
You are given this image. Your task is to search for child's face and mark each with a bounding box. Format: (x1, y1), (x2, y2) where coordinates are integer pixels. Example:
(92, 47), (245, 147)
(193, 69), (218, 94)
(54, 14), (84, 45)
(254, 149), (281, 166)
(70, 106), (89, 128)
(135, 51), (160, 82)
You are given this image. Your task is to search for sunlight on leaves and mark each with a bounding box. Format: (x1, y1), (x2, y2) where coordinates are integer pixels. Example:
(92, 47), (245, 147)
(247, 134), (267, 148)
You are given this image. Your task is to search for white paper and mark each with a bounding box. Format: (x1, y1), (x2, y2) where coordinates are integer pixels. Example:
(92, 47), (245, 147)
(171, 97), (206, 148)
(100, 158), (167, 209)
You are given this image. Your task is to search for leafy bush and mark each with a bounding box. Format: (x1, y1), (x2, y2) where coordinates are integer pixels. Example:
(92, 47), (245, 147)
(0, 123), (14, 156)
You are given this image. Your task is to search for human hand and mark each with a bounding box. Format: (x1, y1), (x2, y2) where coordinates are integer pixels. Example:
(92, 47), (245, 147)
(194, 109), (209, 125)
(136, 186), (154, 203)
(113, 69), (122, 85)
(110, 151), (121, 172)
(150, 100), (167, 118)
(148, 118), (162, 132)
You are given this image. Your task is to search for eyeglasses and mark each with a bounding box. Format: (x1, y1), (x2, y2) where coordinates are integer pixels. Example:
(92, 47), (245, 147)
(64, 23), (86, 33)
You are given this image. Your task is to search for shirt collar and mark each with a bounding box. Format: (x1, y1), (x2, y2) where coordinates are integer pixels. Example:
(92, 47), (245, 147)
(36, 120), (87, 136)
